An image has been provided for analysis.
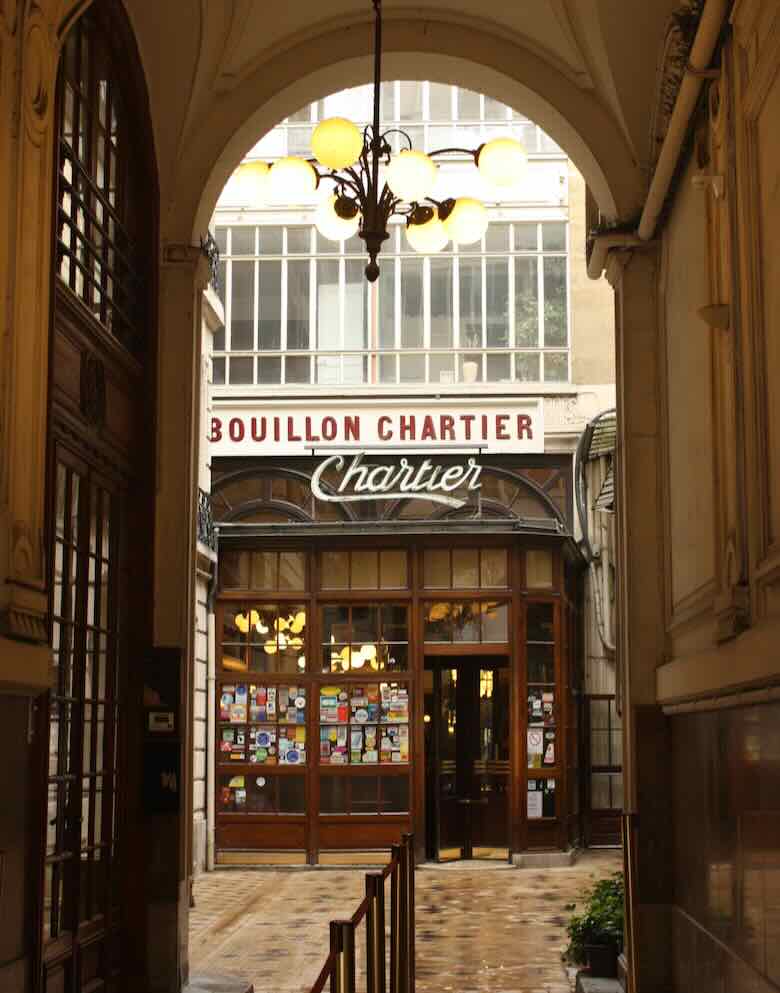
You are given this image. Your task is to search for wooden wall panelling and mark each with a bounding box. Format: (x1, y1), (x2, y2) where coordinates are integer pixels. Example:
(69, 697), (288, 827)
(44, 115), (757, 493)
(732, 0), (780, 621)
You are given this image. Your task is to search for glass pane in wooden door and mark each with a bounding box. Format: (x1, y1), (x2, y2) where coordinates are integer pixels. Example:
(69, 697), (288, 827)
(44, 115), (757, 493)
(44, 462), (120, 979)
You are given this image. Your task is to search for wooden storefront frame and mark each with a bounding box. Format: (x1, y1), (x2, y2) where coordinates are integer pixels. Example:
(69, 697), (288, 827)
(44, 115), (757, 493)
(213, 534), (579, 863)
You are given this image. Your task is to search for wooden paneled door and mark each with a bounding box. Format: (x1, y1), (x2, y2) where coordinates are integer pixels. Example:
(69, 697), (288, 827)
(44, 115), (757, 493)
(37, 4), (156, 991)
(41, 452), (123, 992)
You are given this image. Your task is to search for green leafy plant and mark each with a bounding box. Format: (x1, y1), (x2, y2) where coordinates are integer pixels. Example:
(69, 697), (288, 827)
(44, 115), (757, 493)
(564, 872), (624, 964)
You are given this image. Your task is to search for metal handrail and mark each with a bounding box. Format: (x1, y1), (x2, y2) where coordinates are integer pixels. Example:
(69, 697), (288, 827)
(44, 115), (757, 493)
(311, 833), (415, 993)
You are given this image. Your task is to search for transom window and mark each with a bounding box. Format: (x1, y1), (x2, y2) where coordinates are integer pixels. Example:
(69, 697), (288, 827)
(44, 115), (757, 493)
(56, 15), (146, 352)
(212, 220), (569, 388)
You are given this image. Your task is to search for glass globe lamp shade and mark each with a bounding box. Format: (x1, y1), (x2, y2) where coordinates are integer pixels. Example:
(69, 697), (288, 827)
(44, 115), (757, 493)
(441, 197), (488, 245)
(235, 160), (270, 203)
(405, 211), (448, 253)
(312, 117), (364, 169)
(315, 194), (361, 242)
(386, 150), (438, 202)
(477, 137), (527, 187)
(269, 157), (318, 200)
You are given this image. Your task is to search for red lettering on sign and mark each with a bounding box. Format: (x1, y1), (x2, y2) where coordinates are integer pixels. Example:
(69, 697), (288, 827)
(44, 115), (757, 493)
(305, 417), (320, 442)
(250, 417), (266, 442)
(420, 415), (436, 441)
(287, 416), (301, 442)
(495, 414), (510, 440)
(439, 415), (455, 441)
(518, 414), (533, 439)
(344, 415), (360, 441)
(322, 416), (337, 441)
(378, 416), (393, 441)
(461, 414), (475, 440)
(229, 418), (244, 442)
(210, 417), (222, 442)
(399, 416), (415, 440)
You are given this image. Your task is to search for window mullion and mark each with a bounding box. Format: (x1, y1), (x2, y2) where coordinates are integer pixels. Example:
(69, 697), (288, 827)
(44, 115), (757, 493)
(509, 230), (516, 382)
(423, 256), (431, 384)
(310, 254), (316, 385)
(536, 225), (544, 383)
(339, 256), (345, 385)
(481, 251), (487, 382)
(253, 237), (259, 385)
(281, 230), (288, 383)
(453, 255), (460, 350)
(225, 229), (233, 353)
(394, 255), (401, 383)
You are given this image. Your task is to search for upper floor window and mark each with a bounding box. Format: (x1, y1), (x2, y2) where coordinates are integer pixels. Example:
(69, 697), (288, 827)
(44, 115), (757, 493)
(254, 82), (564, 161)
(211, 219), (569, 388)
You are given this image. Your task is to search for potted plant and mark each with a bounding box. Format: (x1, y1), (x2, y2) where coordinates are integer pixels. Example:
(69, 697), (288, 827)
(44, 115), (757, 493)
(564, 872), (624, 978)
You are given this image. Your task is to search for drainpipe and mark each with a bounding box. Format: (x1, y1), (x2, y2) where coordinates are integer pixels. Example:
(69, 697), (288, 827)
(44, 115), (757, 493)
(637, 0), (728, 241)
(587, 0), (728, 278)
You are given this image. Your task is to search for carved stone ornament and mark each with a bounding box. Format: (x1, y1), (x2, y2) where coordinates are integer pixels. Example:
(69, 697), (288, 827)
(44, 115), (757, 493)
(80, 351), (106, 429)
(22, 17), (53, 132)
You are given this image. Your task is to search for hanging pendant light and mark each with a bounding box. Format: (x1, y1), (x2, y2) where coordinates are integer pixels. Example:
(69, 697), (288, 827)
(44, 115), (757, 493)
(269, 157), (318, 200)
(312, 117), (364, 170)
(440, 197), (489, 244)
(315, 194), (361, 242)
(405, 206), (448, 253)
(385, 150), (438, 202)
(476, 137), (528, 187)
(243, 0), (532, 280)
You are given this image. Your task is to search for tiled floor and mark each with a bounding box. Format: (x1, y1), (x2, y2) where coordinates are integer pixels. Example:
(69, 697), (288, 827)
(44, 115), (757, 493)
(189, 850), (621, 993)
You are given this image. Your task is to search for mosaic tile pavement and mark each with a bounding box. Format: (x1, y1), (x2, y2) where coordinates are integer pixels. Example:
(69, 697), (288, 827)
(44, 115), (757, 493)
(189, 850), (621, 993)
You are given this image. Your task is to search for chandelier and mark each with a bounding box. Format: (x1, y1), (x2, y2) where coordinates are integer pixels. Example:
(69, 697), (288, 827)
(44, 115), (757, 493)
(238, 0), (528, 281)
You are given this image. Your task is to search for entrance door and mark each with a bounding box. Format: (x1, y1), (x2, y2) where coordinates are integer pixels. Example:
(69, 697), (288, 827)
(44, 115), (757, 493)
(424, 659), (510, 861)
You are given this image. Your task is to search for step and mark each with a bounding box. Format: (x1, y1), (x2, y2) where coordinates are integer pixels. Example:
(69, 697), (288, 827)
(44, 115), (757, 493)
(575, 974), (622, 993)
(184, 975), (254, 993)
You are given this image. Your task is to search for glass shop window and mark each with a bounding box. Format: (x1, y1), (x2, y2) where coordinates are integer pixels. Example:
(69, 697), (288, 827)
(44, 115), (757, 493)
(526, 548), (554, 589)
(526, 602), (556, 774)
(219, 550), (306, 591)
(526, 778), (556, 819)
(219, 773), (305, 813)
(221, 604), (307, 674)
(319, 774), (410, 814)
(589, 696), (623, 810)
(321, 605), (408, 673)
(422, 547), (508, 589)
(320, 549), (408, 590)
(423, 601), (509, 643)
(218, 682), (307, 768)
(319, 682), (410, 765)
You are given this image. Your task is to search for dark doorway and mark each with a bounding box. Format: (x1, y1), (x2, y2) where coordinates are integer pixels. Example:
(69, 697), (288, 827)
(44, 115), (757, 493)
(424, 657), (510, 861)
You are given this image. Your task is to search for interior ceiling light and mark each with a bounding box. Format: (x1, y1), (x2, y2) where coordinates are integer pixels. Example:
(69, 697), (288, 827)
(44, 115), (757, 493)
(246, 0), (526, 281)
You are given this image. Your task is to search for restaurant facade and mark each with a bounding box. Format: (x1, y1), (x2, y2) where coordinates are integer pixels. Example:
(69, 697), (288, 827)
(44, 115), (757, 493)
(202, 80), (618, 865)
(210, 400), (584, 863)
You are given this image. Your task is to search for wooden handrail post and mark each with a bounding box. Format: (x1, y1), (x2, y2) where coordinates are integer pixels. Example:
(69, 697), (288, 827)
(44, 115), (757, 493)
(330, 920), (342, 993)
(402, 833), (415, 993)
(331, 920), (355, 993)
(398, 840), (409, 993)
(366, 872), (386, 993)
(390, 842), (402, 993)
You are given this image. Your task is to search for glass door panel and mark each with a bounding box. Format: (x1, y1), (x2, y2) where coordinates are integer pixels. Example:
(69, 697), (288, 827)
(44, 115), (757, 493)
(425, 659), (509, 861)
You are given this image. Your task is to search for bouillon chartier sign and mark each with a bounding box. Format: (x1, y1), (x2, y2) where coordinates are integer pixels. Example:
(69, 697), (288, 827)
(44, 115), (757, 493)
(209, 399), (543, 456)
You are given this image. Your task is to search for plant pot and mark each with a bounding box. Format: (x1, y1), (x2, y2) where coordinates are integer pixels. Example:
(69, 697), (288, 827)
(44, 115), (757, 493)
(584, 943), (618, 978)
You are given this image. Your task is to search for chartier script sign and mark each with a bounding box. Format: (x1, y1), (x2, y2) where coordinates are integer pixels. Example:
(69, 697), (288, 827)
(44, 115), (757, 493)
(210, 400), (543, 509)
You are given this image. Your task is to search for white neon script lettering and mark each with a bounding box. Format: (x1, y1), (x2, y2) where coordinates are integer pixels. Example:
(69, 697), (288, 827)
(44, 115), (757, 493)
(310, 454), (482, 509)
